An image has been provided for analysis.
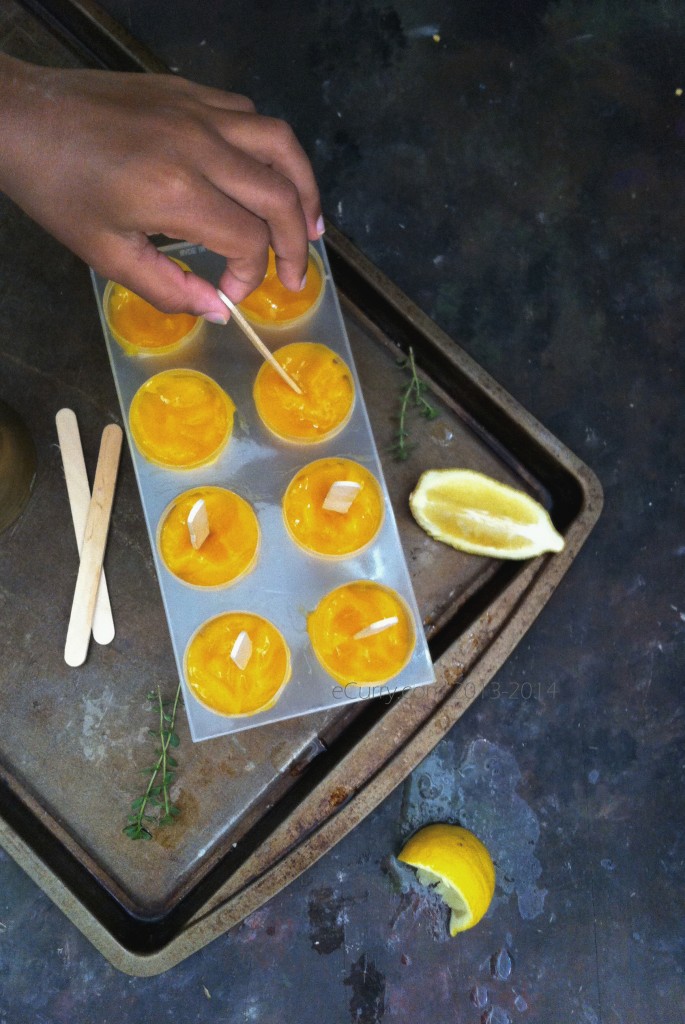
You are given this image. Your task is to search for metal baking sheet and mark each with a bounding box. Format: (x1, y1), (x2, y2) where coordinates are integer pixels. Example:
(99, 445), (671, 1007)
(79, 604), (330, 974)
(0, 0), (603, 976)
(92, 241), (434, 741)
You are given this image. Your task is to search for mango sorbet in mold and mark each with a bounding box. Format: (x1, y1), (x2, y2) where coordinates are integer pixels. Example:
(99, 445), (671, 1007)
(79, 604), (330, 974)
(238, 247), (324, 328)
(308, 581), (416, 685)
(184, 612), (291, 717)
(158, 486), (260, 588)
(104, 264), (202, 355)
(253, 342), (355, 444)
(283, 458), (384, 558)
(129, 369), (235, 469)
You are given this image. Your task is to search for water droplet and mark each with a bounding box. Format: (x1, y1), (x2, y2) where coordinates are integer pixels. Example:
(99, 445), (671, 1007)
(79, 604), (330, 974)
(514, 994), (528, 1012)
(491, 947), (513, 980)
(600, 858), (616, 871)
(588, 769), (600, 784)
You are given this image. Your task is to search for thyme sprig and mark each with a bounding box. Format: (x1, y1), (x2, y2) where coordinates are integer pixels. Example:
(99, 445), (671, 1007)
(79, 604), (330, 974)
(389, 347), (439, 460)
(124, 683), (182, 840)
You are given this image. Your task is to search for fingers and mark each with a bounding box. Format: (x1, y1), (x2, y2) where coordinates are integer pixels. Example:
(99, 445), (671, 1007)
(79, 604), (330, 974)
(214, 110), (323, 243)
(98, 236), (231, 319)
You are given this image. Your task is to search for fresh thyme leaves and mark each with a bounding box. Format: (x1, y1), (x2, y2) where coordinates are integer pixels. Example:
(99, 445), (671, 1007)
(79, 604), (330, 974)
(123, 683), (182, 840)
(389, 347), (439, 460)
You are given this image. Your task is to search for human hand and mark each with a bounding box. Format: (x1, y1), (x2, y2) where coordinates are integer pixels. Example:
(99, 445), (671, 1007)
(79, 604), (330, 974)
(0, 55), (323, 320)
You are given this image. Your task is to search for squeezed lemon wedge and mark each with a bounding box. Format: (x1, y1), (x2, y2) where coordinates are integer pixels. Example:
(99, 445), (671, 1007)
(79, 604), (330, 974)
(398, 823), (495, 935)
(409, 468), (564, 559)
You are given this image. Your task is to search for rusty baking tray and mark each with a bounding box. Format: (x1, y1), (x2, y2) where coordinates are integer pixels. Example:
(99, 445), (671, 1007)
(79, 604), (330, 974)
(0, 0), (602, 975)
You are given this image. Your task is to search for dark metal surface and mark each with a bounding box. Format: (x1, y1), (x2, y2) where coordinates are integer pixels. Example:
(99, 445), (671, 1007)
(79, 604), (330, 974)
(1, 0), (683, 1017)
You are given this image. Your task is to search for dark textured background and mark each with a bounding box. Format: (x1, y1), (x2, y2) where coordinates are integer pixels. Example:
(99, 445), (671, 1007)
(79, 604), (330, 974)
(1, 0), (683, 1020)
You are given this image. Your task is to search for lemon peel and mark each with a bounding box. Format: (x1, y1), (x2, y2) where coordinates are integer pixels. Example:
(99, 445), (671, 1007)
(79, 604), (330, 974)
(409, 468), (564, 559)
(398, 823), (495, 935)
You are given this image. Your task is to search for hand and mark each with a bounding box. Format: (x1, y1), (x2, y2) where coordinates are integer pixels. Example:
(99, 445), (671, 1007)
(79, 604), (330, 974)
(0, 55), (323, 319)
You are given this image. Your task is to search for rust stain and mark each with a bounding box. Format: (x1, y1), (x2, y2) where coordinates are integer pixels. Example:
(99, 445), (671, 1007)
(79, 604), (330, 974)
(329, 786), (350, 808)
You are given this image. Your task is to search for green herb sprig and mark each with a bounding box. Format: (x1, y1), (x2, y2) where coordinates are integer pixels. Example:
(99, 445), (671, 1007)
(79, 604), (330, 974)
(389, 347), (439, 460)
(124, 683), (182, 840)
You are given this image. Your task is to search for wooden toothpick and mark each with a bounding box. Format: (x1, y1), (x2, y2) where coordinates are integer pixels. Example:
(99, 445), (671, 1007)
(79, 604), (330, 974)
(216, 289), (303, 395)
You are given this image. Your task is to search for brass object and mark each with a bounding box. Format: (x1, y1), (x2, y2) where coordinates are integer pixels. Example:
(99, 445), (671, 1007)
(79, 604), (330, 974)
(0, 400), (36, 535)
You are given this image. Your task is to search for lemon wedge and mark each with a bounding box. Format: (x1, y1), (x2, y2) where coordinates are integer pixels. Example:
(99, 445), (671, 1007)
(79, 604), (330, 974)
(398, 823), (495, 935)
(409, 468), (564, 559)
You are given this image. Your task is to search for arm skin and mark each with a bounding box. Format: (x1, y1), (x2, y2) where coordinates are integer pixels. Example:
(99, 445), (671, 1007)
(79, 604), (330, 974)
(0, 54), (324, 320)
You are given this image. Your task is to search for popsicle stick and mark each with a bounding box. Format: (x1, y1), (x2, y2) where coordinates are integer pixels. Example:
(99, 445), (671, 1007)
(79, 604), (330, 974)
(353, 616), (399, 641)
(55, 408), (115, 645)
(216, 288), (303, 395)
(322, 480), (362, 514)
(64, 424), (122, 668)
(230, 630), (253, 670)
(187, 498), (210, 550)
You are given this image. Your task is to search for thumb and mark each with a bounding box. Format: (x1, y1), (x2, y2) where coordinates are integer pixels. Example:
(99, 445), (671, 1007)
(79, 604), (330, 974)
(101, 237), (230, 321)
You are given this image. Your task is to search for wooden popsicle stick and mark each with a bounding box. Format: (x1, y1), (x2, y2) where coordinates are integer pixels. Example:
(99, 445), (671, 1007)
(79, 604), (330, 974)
(187, 498), (210, 550)
(216, 289), (303, 395)
(322, 480), (362, 514)
(353, 616), (399, 641)
(230, 630), (253, 670)
(64, 424), (122, 668)
(55, 409), (115, 645)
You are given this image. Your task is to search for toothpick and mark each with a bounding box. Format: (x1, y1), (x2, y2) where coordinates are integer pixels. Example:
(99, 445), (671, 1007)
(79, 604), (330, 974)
(353, 616), (399, 640)
(216, 289), (303, 395)
(322, 480), (362, 514)
(230, 630), (252, 670)
(187, 497), (210, 550)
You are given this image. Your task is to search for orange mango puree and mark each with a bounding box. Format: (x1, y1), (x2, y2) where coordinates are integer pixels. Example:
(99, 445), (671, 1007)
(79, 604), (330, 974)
(158, 487), (260, 588)
(105, 271), (201, 355)
(283, 458), (383, 557)
(253, 342), (355, 443)
(239, 247), (324, 328)
(184, 612), (291, 716)
(307, 581), (415, 685)
(129, 369), (234, 469)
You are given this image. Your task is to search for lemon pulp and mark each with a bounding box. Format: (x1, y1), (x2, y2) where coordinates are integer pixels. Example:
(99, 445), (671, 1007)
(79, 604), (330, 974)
(307, 580), (415, 684)
(129, 369), (234, 469)
(158, 486), (260, 588)
(253, 342), (355, 444)
(282, 458), (384, 557)
(409, 468), (564, 559)
(239, 247), (324, 328)
(398, 823), (496, 935)
(184, 612), (291, 717)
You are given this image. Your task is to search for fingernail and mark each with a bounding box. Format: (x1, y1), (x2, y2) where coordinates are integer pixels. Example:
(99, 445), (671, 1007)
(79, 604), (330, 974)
(299, 273), (308, 291)
(203, 312), (228, 325)
(316, 215), (325, 237)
